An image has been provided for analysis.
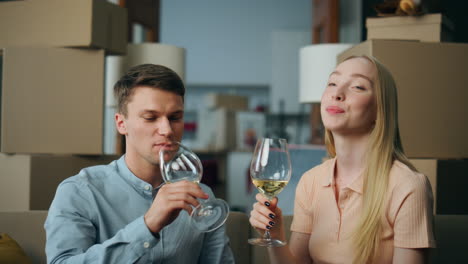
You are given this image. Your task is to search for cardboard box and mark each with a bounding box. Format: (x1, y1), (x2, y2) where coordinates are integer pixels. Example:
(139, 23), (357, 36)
(195, 109), (265, 152)
(236, 112), (266, 151)
(195, 109), (237, 151)
(1, 47), (105, 154)
(366, 13), (453, 42)
(0, 0), (127, 54)
(0, 153), (118, 211)
(205, 93), (249, 111)
(338, 40), (468, 158)
(411, 159), (468, 214)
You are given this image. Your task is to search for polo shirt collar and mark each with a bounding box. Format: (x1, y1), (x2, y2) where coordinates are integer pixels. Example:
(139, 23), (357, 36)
(348, 173), (363, 194)
(322, 158), (336, 187)
(321, 157), (364, 194)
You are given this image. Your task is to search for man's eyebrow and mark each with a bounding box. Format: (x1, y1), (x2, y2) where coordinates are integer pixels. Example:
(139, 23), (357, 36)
(169, 110), (184, 115)
(140, 109), (184, 114)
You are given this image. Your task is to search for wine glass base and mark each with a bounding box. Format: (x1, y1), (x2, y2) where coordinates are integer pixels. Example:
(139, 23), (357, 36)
(248, 238), (287, 247)
(191, 199), (229, 233)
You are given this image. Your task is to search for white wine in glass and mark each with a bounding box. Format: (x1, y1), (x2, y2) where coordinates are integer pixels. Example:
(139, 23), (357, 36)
(249, 138), (292, 247)
(159, 141), (229, 232)
(251, 179), (288, 199)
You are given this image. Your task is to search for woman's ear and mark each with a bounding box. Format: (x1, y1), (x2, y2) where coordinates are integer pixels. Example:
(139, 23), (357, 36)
(115, 113), (127, 135)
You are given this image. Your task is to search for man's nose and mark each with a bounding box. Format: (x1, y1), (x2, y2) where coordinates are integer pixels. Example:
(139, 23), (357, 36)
(157, 117), (173, 136)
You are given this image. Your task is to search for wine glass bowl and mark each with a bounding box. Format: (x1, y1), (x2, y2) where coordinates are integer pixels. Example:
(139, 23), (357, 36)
(159, 141), (229, 233)
(159, 143), (203, 183)
(249, 138), (292, 247)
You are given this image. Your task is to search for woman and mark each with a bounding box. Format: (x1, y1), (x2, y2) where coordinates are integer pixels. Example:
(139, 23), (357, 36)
(249, 56), (435, 264)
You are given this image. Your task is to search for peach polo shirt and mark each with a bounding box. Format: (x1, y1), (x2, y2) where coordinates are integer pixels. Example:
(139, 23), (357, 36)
(291, 158), (436, 264)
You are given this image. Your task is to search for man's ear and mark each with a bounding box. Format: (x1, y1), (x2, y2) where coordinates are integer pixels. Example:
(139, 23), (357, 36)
(115, 113), (127, 135)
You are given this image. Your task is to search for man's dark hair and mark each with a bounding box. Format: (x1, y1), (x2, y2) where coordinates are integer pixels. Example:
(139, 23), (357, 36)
(114, 64), (185, 116)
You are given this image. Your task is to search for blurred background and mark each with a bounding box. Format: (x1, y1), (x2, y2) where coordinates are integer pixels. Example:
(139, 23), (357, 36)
(1, 1), (468, 263)
(0, 0), (467, 216)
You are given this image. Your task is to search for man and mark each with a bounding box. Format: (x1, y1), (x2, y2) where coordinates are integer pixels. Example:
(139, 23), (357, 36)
(45, 64), (234, 263)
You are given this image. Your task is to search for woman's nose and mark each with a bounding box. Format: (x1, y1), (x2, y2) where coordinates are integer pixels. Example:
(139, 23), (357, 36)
(331, 88), (345, 101)
(332, 94), (343, 101)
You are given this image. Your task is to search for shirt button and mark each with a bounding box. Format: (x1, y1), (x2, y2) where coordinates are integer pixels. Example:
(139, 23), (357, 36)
(144, 185), (151, 191)
(143, 242), (150, 248)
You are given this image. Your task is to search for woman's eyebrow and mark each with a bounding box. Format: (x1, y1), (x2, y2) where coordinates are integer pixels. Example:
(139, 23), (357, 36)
(351, 73), (374, 85)
(329, 71), (340, 77)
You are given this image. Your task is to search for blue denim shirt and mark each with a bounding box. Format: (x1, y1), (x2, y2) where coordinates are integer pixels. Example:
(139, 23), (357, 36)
(45, 156), (234, 264)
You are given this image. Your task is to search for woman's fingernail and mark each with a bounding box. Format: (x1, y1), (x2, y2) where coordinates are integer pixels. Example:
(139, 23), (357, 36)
(269, 221), (275, 226)
(266, 225), (272, 229)
(264, 201), (270, 207)
(269, 213), (275, 219)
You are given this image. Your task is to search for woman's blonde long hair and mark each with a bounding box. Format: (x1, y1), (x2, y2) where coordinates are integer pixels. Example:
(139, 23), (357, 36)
(324, 56), (416, 264)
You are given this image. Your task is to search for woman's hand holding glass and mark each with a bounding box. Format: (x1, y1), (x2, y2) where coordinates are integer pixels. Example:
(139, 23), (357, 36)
(248, 138), (291, 247)
(250, 193), (287, 243)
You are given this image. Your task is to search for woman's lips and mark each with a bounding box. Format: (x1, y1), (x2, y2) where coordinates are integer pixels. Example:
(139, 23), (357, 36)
(326, 106), (345, 114)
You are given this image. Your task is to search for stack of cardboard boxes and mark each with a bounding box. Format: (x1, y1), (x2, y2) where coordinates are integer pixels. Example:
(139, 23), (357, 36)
(0, 0), (127, 211)
(338, 13), (468, 214)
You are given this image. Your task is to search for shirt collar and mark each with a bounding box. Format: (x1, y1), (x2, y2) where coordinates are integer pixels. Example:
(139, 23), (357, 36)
(116, 155), (154, 197)
(321, 157), (363, 194)
(348, 173), (363, 194)
(322, 157), (336, 187)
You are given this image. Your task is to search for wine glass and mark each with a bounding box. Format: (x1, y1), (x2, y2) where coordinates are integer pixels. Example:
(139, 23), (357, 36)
(248, 137), (292, 247)
(159, 141), (230, 232)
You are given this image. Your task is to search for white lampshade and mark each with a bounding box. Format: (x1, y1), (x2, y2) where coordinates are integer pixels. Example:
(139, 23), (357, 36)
(299, 43), (353, 103)
(126, 43), (186, 83)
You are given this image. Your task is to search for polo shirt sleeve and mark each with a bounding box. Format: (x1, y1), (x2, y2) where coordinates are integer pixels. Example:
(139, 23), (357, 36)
(291, 171), (315, 234)
(392, 172), (436, 249)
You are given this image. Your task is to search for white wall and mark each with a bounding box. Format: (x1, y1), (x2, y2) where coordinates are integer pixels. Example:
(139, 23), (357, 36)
(160, 0), (312, 86)
(270, 30), (310, 113)
(114, 0), (362, 86)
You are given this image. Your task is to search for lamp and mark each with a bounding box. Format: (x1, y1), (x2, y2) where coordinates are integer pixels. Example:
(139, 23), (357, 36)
(299, 43), (353, 144)
(126, 43), (186, 83)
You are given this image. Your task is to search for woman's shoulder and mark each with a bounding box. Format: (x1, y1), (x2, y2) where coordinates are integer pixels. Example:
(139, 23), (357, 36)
(389, 160), (431, 193)
(300, 157), (334, 183)
(387, 160), (434, 223)
(294, 158), (334, 200)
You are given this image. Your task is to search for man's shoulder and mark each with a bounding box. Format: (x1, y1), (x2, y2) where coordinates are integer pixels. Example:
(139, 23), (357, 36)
(61, 159), (119, 187)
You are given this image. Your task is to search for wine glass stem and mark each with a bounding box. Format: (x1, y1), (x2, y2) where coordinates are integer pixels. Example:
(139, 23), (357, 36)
(263, 196), (273, 240)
